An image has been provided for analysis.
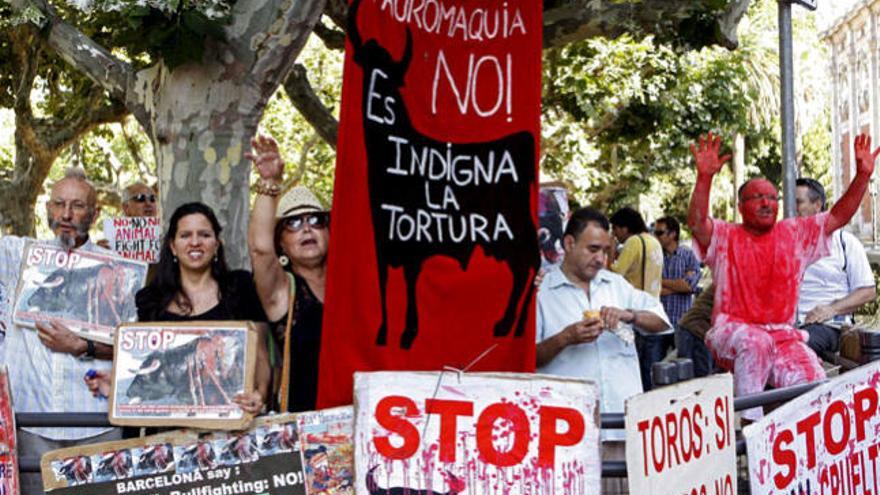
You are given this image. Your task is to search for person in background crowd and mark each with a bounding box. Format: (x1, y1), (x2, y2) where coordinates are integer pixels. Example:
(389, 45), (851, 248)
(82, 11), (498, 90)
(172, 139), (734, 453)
(653, 216), (708, 375)
(795, 178), (876, 357)
(536, 207), (670, 495)
(0, 168), (121, 495)
(677, 284), (716, 377)
(121, 182), (158, 217)
(609, 206), (668, 390)
(687, 132), (878, 421)
(86, 203), (269, 414)
(246, 135), (329, 412)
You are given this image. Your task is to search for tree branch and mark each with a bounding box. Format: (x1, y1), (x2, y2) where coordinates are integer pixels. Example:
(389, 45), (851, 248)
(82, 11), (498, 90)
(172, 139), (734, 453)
(227, 0), (328, 93)
(543, 0), (753, 50)
(283, 63), (338, 148)
(314, 21), (345, 50)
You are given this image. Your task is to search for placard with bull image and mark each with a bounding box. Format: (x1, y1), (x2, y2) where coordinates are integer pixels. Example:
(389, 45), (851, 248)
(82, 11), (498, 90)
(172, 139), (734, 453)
(41, 414), (308, 494)
(109, 322), (257, 430)
(13, 241), (148, 344)
(353, 372), (600, 495)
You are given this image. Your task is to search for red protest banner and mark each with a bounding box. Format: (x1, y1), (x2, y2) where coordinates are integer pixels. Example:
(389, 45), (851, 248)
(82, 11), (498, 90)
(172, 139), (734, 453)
(319, 0), (542, 408)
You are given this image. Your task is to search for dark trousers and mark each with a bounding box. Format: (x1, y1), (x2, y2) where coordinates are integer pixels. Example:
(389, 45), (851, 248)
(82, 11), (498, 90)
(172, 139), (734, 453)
(636, 333), (675, 390)
(803, 323), (840, 358)
(674, 325), (716, 378)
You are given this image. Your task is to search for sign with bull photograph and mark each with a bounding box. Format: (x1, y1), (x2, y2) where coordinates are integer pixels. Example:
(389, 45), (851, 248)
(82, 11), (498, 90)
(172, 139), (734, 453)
(744, 361), (880, 495)
(41, 414), (308, 494)
(353, 372), (600, 495)
(625, 374), (736, 495)
(109, 322), (257, 430)
(13, 241), (147, 344)
(319, 0), (543, 408)
(103, 217), (162, 263)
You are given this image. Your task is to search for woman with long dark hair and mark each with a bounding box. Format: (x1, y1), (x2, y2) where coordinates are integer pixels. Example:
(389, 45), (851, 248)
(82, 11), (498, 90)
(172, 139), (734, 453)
(87, 202), (269, 414)
(246, 135), (328, 412)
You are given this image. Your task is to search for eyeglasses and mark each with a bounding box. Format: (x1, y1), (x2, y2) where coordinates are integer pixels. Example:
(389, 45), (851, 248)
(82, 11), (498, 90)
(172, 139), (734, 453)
(130, 193), (157, 203)
(282, 213), (329, 232)
(49, 198), (88, 213)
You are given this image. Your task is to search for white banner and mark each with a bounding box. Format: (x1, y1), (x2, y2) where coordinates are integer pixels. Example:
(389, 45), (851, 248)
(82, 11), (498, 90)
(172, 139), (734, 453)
(625, 374), (736, 495)
(103, 217), (161, 263)
(744, 361), (880, 495)
(354, 371), (600, 495)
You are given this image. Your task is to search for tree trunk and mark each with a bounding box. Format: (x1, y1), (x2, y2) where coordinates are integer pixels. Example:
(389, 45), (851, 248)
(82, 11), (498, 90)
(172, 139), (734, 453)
(35, 0), (328, 268)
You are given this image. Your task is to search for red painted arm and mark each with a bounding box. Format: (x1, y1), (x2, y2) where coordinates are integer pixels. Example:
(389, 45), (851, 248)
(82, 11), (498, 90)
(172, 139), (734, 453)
(687, 133), (730, 249)
(828, 133), (879, 232)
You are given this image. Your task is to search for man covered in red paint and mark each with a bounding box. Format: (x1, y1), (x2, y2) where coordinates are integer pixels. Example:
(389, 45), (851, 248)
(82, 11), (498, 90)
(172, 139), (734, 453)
(687, 132), (879, 421)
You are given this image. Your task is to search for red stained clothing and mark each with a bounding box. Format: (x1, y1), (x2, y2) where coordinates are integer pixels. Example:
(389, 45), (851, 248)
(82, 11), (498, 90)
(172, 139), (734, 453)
(696, 213), (832, 326)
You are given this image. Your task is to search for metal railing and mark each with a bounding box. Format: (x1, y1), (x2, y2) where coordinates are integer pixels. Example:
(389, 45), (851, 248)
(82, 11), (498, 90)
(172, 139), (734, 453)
(15, 379), (824, 478)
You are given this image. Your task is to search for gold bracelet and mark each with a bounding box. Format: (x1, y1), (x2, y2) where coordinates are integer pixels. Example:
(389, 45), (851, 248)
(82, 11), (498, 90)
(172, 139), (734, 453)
(253, 179), (282, 197)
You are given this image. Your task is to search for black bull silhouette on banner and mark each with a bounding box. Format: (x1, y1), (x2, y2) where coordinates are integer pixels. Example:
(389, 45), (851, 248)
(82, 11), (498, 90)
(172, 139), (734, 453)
(349, 0), (539, 350)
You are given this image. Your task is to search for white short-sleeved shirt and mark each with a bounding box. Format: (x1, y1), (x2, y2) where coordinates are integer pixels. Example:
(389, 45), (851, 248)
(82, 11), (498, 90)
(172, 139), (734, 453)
(1, 236), (114, 440)
(536, 267), (671, 439)
(797, 229), (875, 324)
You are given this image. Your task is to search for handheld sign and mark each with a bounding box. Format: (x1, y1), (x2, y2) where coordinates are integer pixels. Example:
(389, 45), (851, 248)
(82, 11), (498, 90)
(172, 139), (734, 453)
(103, 217), (161, 263)
(41, 415), (306, 494)
(625, 374), (736, 495)
(353, 371), (600, 495)
(296, 406), (354, 495)
(744, 361), (880, 495)
(109, 322), (257, 430)
(13, 241), (148, 344)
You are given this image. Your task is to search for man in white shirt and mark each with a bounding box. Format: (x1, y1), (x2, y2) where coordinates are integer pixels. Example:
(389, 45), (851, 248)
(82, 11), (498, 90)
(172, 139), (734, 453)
(536, 207), (671, 494)
(1, 168), (119, 494)
(795, 178), (876, 356)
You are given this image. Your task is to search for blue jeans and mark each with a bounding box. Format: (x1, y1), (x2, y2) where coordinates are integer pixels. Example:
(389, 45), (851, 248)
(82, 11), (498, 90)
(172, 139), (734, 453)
(635, 333), (674, 390)
(674, 325), (715, 378)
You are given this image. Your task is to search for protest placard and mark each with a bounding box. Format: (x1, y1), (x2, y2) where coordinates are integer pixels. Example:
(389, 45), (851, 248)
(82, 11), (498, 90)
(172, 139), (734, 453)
(353, 371), (600, 495)
(13, 241), (148, 344)
(744, 361), (880, 495)
(0, 368), (18, 495)
(625, 374), (736, 495)
(297, 406), (353, 495)
(41, 415), (306, 494)
(103, 217), (161, 263)
(319, 0), (544, 410)
(539, 185), (569, 269)
(109, 322), (257, 430)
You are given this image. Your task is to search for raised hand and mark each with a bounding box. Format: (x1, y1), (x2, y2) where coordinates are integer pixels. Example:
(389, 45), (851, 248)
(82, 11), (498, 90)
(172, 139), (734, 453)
(854, 133), (880, 177)
(245, 134), (285, 182)
(690, 132), (731, 177)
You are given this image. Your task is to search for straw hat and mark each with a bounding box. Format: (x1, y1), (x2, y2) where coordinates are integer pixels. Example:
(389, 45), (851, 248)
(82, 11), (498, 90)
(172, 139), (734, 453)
(275, 185), (327, 219)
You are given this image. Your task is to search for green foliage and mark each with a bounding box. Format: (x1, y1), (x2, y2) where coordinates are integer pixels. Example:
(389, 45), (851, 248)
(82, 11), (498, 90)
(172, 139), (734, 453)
(69, 1), (232, 69)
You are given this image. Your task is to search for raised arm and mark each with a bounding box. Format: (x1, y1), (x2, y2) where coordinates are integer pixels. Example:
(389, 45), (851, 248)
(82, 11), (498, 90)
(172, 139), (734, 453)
(246, 135), (290, 322)
(827, 134), (880, 233)
(687, 133), (731, 249)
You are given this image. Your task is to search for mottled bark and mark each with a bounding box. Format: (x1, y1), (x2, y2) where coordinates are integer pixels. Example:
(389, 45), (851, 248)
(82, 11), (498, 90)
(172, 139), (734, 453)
(32, 0), (328, 268)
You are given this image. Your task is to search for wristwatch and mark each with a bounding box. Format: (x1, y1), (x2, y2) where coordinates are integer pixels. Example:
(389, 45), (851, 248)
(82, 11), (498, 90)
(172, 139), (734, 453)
(78, 339), (96, 361)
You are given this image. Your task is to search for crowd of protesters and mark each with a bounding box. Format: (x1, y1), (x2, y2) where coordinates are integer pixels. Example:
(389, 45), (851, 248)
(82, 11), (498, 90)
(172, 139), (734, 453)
(0, 132), (878, 494)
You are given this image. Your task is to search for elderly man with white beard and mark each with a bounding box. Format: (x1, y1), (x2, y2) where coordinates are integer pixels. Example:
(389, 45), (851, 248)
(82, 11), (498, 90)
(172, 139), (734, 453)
(0, 167), (121, 494)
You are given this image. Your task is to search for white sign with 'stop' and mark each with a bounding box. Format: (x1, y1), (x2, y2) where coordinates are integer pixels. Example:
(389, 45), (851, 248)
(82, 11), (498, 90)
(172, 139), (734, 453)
(745, 361), (880, 495)
(625, 374), (736, 495)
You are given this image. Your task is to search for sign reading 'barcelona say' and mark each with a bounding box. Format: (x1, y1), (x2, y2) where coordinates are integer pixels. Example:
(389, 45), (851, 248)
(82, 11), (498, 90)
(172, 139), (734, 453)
(320, 0), (543, 407)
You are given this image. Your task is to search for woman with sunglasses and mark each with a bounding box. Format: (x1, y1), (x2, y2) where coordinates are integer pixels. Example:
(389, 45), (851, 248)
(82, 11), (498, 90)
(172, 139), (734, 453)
(246, 135), (329, 412)
(85, 203), (270, 416)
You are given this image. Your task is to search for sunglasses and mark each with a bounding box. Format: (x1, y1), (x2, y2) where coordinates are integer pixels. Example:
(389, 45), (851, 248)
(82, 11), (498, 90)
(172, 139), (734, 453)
(131, 193), (157, 204)
(282, 213), (329, 232)
(653, 229), (667, 236)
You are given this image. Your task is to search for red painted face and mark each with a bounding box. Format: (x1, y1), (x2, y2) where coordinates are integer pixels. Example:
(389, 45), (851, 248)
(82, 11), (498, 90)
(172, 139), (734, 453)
(739, 179), (779, 231)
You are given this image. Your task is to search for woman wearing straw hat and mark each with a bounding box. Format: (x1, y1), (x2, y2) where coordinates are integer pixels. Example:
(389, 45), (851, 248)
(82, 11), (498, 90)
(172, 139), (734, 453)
(246, 135), (329, 412)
